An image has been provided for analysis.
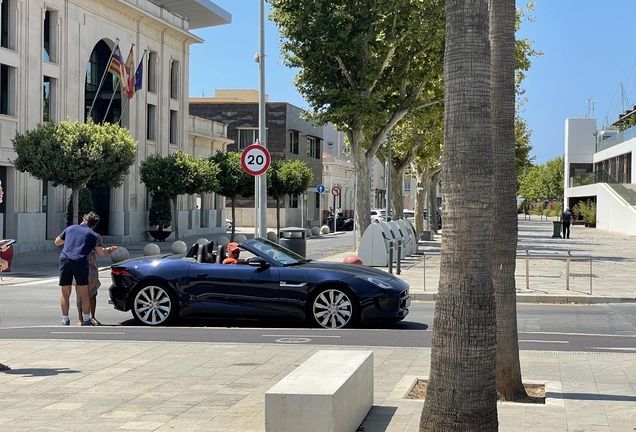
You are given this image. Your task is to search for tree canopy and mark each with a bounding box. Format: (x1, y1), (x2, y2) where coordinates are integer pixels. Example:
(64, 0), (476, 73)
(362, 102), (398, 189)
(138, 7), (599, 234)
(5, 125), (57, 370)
(139, 150), (219, 239)
(269, 0), (445, 245)
(209, 151), (254, 239)
(12, 119), (137, 224)
(267, 159), (313, 235)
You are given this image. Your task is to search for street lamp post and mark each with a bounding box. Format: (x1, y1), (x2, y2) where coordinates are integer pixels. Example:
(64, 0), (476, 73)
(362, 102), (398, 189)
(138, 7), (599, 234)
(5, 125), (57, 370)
(386, 132), (392, 220)
(256, 0), (267, 238)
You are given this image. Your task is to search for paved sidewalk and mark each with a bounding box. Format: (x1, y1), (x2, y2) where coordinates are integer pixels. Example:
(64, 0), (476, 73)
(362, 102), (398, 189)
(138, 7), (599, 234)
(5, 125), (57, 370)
(0, 218), (635, 431)
(0, 340), (634, 431)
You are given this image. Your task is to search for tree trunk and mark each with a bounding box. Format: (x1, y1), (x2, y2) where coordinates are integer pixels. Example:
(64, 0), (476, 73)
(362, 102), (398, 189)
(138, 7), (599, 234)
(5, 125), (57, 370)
(350, 127), (372, 248)
(414, 167), (427, 233)
(490, 0), (527, 401)
(171, 196), (179, 240)
(72, 188), (80, 226)
(420, 0), (498, 430)
(391, 165), (406, 219)
(427, 171), (440, 233)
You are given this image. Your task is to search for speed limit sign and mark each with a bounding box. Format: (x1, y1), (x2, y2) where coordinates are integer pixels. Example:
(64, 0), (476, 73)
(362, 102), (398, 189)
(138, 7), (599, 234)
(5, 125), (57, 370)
(241, 144), (271, 176)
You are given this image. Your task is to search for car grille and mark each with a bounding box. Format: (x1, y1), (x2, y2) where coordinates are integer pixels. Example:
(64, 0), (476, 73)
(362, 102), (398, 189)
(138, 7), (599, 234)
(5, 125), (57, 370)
(399, 289), (410, 309)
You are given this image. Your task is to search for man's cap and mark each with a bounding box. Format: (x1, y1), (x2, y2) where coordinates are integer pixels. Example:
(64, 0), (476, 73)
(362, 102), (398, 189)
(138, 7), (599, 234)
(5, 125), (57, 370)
(227, 242), (240, 253)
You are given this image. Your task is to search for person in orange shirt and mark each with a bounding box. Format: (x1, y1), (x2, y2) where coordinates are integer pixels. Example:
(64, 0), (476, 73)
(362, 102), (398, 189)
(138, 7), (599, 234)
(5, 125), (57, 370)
(222, 242), (250, 265)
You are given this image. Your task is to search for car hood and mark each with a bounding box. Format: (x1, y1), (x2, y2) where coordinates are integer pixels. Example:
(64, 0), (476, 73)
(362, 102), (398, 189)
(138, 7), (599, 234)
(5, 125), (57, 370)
(300, 261), (398, 279)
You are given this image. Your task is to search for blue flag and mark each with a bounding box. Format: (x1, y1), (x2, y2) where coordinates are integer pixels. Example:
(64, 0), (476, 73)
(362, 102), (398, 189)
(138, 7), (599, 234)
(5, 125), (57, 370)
(134, 60), (143, 93)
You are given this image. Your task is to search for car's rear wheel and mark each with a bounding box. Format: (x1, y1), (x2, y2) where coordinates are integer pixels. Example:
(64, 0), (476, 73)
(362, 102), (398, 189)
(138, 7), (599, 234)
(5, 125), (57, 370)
(309, 287), (358, 329)
(131, 282), (178, 326)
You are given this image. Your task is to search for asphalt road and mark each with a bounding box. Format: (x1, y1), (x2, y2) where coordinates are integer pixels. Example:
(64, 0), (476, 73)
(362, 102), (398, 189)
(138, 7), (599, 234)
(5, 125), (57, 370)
(1, 277), (635, 353)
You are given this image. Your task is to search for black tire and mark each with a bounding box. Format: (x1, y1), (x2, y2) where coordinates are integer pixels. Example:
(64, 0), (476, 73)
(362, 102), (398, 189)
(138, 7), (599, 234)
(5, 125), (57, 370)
(308, 286), (358, 329)
(130, 282), (178, 326)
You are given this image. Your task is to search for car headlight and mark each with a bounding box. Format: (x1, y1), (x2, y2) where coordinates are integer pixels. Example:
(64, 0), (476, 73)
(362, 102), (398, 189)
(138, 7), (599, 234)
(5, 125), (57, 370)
(354, 275), (393, 289)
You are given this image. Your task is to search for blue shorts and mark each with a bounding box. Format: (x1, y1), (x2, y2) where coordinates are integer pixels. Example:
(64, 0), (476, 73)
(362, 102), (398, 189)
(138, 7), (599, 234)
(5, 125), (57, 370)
(59, 258), (89, 286)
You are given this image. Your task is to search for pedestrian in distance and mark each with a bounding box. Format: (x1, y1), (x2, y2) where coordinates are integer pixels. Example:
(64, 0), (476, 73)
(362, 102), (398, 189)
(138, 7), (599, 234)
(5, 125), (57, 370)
(55, 211), (118, 326)
(562, 207), (573, 239)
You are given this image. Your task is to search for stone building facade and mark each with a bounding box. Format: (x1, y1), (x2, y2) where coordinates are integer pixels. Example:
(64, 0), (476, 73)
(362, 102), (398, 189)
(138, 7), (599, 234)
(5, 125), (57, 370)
(0, 0), (231, 251)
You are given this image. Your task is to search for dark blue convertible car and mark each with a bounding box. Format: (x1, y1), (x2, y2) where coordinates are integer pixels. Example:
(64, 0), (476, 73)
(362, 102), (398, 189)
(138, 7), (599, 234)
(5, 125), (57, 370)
(109, 238), (410, 328)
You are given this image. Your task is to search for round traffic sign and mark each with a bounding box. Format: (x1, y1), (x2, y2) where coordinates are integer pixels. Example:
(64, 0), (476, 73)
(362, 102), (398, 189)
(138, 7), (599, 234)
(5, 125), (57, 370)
(331, 186), (341, 196)
(317, 184), (325, 194)
(241, 144), (271, 176)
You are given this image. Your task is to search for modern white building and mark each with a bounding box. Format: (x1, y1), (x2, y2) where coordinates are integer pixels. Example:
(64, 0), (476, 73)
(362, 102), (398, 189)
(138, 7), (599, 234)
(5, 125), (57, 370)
(0, 0), (232, 251)
(564, 117), (636, 235)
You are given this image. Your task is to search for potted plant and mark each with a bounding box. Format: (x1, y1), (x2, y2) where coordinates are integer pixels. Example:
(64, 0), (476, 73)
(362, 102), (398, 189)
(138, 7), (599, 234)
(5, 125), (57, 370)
(148, 193), (172, 241)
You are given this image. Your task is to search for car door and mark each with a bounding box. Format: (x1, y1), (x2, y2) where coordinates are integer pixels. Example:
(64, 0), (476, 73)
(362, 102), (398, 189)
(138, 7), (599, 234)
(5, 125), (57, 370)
(184, 263), (281, 318)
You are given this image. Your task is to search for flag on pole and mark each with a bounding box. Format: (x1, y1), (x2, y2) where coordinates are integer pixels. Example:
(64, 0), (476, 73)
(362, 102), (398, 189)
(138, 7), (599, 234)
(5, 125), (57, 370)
(134, 57), (143, 93)
(107, 46), (125, 84)
(124, 45), (136, 99)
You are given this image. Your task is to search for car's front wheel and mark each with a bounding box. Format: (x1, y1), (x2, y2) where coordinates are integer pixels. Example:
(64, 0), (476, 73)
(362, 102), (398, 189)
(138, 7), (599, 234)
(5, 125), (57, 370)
(309, 287), (358, 329)
(131, 282), (178, 326)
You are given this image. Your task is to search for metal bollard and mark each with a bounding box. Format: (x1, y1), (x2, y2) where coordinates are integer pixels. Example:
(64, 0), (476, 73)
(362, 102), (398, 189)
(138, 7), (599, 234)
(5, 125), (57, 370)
(388, 241), (394, 274)
(396, 240), (402, 275)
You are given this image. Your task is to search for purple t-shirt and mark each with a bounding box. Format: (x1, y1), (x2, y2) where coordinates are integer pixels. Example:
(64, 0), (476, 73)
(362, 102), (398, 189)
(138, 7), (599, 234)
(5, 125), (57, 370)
(59, 224), (102, 264)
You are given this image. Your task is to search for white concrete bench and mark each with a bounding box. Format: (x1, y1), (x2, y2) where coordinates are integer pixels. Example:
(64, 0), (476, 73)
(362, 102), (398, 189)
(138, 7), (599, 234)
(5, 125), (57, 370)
(265, 350), (373, 432)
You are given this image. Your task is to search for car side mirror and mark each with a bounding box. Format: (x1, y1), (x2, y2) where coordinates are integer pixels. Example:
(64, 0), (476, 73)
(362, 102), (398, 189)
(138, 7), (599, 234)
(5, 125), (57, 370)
(248, 257), (270, 268)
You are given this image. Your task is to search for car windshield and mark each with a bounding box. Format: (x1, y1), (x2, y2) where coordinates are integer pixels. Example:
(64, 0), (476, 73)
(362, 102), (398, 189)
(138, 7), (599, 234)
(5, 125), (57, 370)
(248, 238), (308, 266)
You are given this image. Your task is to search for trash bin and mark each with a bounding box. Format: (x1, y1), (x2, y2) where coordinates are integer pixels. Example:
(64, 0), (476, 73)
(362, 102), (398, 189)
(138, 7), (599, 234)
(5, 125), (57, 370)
(326, 217), (335, 232)
(279, 227), (307, 257)
(552, 221), (562, 238)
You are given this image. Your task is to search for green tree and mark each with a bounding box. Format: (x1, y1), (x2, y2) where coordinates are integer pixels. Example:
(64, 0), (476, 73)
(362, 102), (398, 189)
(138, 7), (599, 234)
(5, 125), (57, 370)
(139, 150), (219, 240)
(209, 151), (254, 240)
(269, 0), (445, 246)
(148, 192), (172, 231)
(267, 159), (313, 236)
(420, 0), (498, 430)
(65, 188), (94, 226)
(518, 156), (564, 204)
(12, 119), (137, 224)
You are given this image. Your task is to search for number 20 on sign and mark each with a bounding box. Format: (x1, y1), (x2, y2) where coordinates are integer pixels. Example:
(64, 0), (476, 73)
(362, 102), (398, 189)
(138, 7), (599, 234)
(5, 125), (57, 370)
(241, 144), (271, 176)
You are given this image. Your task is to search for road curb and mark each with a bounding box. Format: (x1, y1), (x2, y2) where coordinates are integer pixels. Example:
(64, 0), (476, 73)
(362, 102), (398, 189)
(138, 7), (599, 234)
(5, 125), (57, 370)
(410, 292), (636, 304)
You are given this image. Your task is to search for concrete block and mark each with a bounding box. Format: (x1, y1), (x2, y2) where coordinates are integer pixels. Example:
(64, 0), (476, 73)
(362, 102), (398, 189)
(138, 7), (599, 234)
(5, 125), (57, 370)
(265, 350), (373, 432)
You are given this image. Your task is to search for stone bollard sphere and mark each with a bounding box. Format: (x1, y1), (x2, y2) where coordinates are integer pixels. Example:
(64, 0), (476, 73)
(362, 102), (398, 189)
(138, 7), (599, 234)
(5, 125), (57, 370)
(267, 231), (278, 242)
(171, 240), (187, 254)
(305, 227), (312, 238)
(197, 238), (209, 245)
(216, 236), (230, 247)
(110, 246), (129, 263)
(321, 225), (330, 235)
(143, 243), (161, 256)
(311, 226), (321, 236)
(234, 234), (247, 243)
(343, 255), (363, 265)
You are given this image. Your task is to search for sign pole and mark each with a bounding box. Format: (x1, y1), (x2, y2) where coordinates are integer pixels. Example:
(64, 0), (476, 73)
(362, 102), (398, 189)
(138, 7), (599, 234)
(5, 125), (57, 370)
(258, 0), (267, 239)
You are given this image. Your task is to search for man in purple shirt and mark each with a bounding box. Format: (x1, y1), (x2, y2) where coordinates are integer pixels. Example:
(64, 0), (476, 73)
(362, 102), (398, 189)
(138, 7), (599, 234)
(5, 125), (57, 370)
(55, 212), (117, 326)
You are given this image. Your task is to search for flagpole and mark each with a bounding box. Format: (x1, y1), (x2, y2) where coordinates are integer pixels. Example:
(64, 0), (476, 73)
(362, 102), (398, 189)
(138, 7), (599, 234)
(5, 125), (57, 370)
(87, 38), (119, 120)
(102, 80), (120, 124)
(118, 50), (147, 126)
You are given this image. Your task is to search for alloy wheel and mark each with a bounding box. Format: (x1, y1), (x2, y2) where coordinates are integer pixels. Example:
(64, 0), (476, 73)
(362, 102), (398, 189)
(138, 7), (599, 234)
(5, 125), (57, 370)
(312, 289), (353, 329)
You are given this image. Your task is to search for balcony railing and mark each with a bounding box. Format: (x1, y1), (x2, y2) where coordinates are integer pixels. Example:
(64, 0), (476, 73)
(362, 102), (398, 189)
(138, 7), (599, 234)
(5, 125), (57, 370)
(596, 124), (636, 152)
(571, 170), (636, 206)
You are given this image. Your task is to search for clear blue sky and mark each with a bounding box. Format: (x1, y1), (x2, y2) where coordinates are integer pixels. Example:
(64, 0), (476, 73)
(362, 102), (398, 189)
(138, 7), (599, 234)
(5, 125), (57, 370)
(190, 1), (636, 165)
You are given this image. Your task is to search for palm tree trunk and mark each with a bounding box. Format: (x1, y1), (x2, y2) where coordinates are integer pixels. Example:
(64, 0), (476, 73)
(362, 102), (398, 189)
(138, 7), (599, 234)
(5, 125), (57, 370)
(420, 0), (498, 430)
(490, 0), (527, 401)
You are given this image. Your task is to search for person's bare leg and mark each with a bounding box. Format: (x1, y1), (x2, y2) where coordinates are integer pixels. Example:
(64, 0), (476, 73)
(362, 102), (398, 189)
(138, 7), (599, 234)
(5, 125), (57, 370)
(76, 285), (91, 316)
(90, 296), (101, 325)
(60, 285), (72, 317)
(77, 307), (83, 325)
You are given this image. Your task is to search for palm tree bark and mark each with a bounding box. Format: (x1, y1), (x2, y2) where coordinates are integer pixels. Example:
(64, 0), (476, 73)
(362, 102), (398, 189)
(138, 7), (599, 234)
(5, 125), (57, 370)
(490, 0), (527, 401)
(420, 0), (498, 430)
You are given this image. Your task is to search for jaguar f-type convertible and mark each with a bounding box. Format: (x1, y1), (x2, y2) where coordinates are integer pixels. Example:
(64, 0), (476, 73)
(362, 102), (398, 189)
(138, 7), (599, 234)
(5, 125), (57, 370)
(109, 238), (410, 329)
